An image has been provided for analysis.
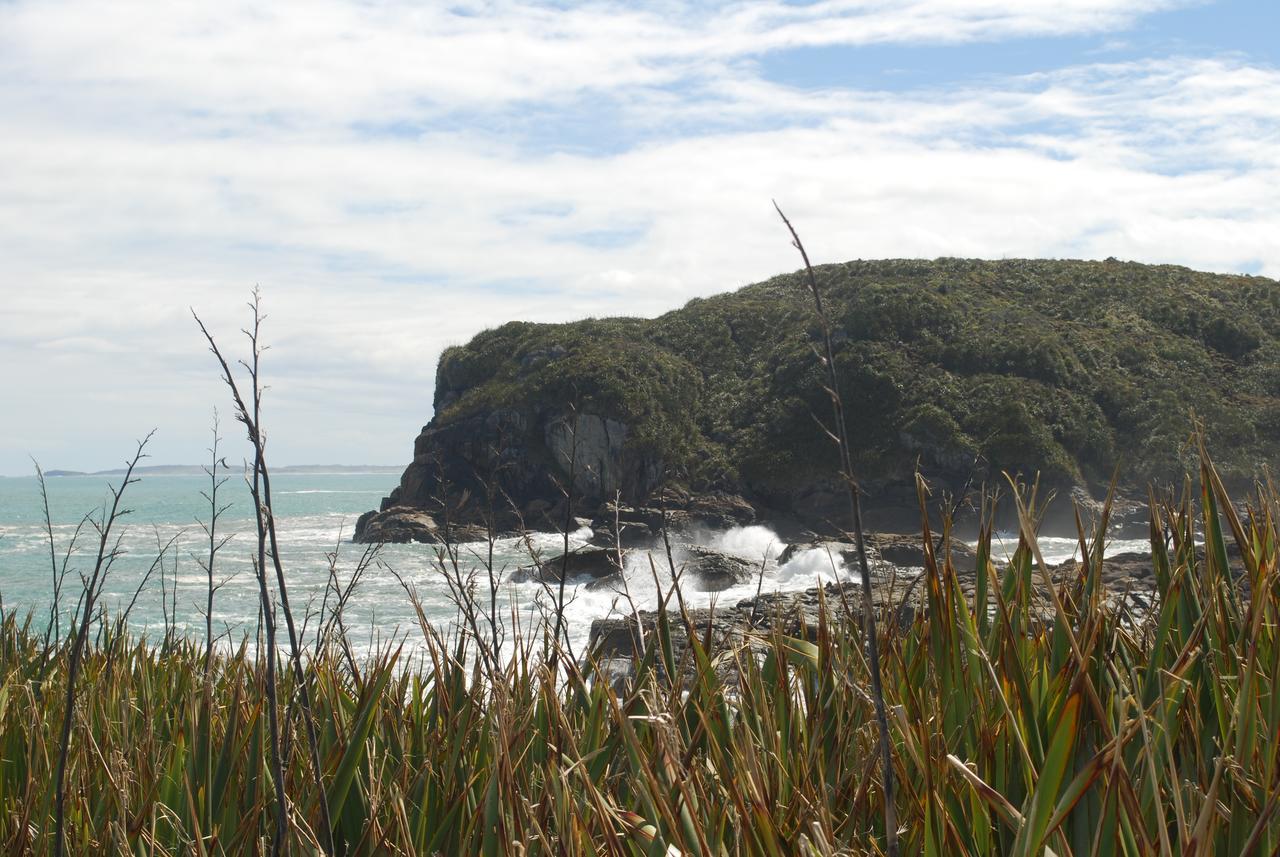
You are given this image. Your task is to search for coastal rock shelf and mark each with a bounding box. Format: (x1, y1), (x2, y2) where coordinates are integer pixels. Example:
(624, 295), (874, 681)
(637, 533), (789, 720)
(585, 547), (1237, 688)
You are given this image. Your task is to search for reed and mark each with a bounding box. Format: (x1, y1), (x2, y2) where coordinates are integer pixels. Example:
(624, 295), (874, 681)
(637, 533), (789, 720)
(3, 438), (1278, 855)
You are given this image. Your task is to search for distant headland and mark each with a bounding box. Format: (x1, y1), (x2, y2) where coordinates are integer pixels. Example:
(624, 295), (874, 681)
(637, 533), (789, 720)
(356, 256), (1279, 543)
(37, 464), (404, 478)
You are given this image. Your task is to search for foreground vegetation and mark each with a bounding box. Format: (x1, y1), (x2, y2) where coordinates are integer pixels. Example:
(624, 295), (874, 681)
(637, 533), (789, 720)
(2, 444), (1278, 855)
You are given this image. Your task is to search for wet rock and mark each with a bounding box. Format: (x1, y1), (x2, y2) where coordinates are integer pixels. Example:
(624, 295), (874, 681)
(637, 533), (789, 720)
(687, 492), (757, 529)
(777, 541), (858, 567)
(448, 523), (493, 543)
(587, 608), (744, 684)
(585, 546), (1254, 690)
(589, 517), (659, 549)
(511, 547), (626, 584)
(589, 501), (730, 549)
(776, 534), (976, 570)
(352, 510), (505, 545)
(679, 545), (757, 591)
(866, 533), (977, 569)
(353, 508), (441, 544)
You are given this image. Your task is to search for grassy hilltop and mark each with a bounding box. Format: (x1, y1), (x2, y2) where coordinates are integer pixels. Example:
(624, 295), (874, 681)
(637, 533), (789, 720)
(431, 258), (1280, 514)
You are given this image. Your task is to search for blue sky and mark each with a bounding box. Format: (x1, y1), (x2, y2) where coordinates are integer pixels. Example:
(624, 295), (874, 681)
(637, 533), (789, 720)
(1, 0), (1278, 475)
(761, 0), (1276, 90)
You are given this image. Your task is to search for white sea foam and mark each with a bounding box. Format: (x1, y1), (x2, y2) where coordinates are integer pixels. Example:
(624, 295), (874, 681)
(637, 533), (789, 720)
(776, 546), (846, 585)
(984, 534), (1154, 567)
(707, 524), (784, 562)
(0, 467), (1169, 664)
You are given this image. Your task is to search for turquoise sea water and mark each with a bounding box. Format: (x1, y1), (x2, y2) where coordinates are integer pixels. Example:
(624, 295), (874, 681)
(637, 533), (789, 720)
(0, 470), (1147, 660)
(0, 471), (802, 659)
(0, 471), (417, 650)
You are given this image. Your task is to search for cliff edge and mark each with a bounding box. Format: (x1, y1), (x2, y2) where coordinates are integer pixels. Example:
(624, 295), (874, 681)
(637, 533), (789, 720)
(357, 257), (1280, 542)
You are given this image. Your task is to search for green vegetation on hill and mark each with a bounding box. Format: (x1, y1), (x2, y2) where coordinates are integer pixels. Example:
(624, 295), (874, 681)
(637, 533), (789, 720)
(433, 258), (1280, 499)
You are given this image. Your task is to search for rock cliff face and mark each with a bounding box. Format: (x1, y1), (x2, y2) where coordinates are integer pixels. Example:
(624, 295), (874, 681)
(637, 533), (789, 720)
(357, 258), (1280, 542)
(367, 407), (667, 538)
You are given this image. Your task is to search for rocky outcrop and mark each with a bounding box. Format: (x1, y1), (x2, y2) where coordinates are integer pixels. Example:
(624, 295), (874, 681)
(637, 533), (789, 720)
(867, 533), (978, 568)
(353, 508), (441, 544)
(585, 493), (759, 549)
(776, 534), (976, 570)
(510, 547), (626, 585)
(353, 508), (491, 544)
(679, 545), (756, 591)
(357, 407), (669, 543)
(359, 259), (1280, 542)
(586, 580), (906, 688)
(546, 414), (631, 500)
(584, 548), (1211, 688)
(777, 540), (859, 568)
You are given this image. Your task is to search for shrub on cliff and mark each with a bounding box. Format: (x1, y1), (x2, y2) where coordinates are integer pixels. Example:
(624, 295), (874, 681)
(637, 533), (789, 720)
(418, 258), (1280, 505)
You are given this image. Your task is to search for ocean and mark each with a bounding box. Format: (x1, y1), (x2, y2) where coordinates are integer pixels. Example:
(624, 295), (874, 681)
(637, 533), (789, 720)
(0, 470), (1150, 660)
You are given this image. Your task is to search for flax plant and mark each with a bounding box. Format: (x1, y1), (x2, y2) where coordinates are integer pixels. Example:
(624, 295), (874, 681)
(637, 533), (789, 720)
(4, 434), (1279, 853)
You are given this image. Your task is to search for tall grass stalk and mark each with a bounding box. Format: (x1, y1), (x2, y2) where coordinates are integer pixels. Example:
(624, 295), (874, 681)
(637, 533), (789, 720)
(198, 411), (234, 673)
(3, 442), (1279, 853)
(195, 294), (334, 855)
(775, 201), (899, 855)
(51, 431), (152, 857)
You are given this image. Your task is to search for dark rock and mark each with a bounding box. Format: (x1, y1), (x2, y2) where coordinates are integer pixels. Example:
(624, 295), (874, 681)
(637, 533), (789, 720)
(1065, 487), (1150, 538)
(777, 540), (858, 567)
(362, 260), (1279, 545)
(583, 573), (627, 592)
(521, 498), (555, 523)
(585, 540), (1261, 690)
(687, 492), (756, 529)
(776, 534), (976, 570)
(511, 547), (626, 584)
(353, 508), (441, 544)
(867, 533), (978, 569)
(679, 545), (756, 591)
(353, 509), (503, 544)
(362, 406), (666, 538)
(588, 501), (736, 549)
(590, 519), (657, 549)
(448, 523), (493, 543)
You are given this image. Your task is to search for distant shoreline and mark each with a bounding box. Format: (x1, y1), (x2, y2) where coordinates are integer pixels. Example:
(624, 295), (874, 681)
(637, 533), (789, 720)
(26, 464), (404, 478)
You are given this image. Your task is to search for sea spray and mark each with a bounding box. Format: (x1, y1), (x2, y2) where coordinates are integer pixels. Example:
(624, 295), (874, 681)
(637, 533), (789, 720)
(706, 524), (784, 563)
(775, 546), (849, 586)
(0, 474), (1162, 664)
(518, 524), (858, 657)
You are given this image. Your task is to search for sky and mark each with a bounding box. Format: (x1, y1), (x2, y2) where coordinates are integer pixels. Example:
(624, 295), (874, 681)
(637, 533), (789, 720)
(1, 0), (1278, 476)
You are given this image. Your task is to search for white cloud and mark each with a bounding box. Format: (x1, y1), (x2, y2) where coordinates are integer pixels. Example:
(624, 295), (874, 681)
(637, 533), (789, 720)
(1, 0), (1190, 128)
(0, 0), (1274, 473)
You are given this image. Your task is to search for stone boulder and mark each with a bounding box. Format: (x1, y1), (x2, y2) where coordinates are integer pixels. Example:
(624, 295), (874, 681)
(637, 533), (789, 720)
(775, 534), (979, 572)
(777, 540), (858, 567)
(352, 509), (500, 544)
(588, 514), (660, 549)
(866, 533), (978, 569)
(679, 545), (757, 591)
(353, 508), (440, 544)
(586, 496), (757, 549)
(511, 547), (626, 585)
(687, 492), (757, 529)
